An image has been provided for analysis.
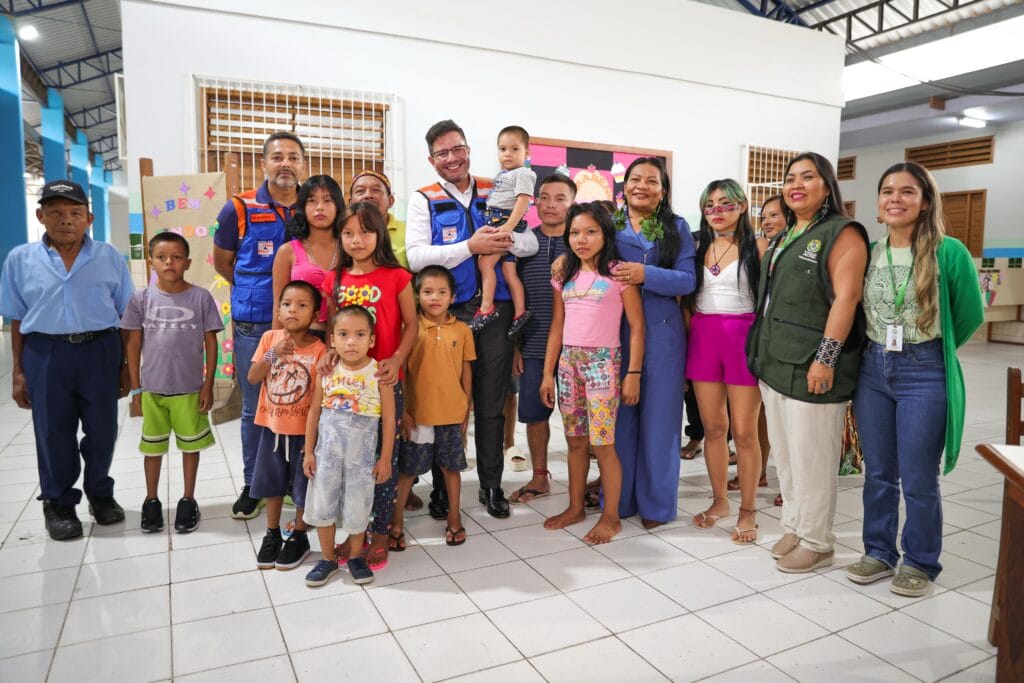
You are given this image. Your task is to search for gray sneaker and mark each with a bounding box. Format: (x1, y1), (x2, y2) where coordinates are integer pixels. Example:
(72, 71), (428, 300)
(890, 565), (931, 597)
(846, 555), (894, 584)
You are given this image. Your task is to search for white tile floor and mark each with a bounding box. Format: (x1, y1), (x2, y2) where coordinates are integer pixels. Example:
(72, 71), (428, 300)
(0, 340), (1015, 682)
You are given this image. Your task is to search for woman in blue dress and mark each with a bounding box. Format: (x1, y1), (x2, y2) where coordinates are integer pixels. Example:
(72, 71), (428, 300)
(610, 157), (697, 527)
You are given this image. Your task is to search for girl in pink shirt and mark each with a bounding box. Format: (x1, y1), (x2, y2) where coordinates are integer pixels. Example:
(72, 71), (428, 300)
(540, 202), (645, 544)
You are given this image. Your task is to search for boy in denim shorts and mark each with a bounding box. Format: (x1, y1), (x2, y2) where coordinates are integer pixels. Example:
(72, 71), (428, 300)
(122, 232), (223, 533)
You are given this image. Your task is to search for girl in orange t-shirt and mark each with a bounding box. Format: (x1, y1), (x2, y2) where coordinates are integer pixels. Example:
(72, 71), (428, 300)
(320, 202), (417, 570)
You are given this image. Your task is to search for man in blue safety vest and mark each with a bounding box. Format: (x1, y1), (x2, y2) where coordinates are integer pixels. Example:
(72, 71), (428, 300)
(406, 120), (538, 518)
(213, 132), (305, 520)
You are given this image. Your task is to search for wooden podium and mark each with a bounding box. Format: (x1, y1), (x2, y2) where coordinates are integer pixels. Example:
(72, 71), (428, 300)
(974, 443), (1024, 683)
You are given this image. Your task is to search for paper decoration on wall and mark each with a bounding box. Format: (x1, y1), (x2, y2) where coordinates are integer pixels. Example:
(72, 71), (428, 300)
(141, 172), (234, 382)
(979, 269), (1001, 308)
(525, 138), (672, 225)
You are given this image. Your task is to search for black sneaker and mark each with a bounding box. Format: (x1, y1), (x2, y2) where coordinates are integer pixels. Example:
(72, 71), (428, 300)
(141, 498), (164, 533)
(347, 556), (375, 584)
(88, 497), (125, 525)
(174, 497), (201, 533)
(42, 501), (83, 541)
(256, 528), (283, 569)
(231, 485), (264, 520)
(276, 529), (311, 570)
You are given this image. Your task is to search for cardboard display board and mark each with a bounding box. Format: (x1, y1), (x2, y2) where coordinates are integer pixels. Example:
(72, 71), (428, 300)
(524, 137), (673, 225)
(140, 172), (237, 408)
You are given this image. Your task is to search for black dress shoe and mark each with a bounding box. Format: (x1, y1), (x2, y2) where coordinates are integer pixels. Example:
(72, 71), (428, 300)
(428, 489), (449, 520)
(43, 501), (83, 541)
(88, 496), (126, 525)
(478, 487), (510, 518)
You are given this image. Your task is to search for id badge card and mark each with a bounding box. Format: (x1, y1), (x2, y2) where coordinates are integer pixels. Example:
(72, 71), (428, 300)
(886, 324), (904, 352)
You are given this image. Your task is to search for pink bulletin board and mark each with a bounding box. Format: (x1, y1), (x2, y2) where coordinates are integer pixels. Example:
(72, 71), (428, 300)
(524, 137), (673, 225)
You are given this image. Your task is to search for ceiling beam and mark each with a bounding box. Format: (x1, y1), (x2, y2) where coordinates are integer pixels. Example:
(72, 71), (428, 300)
(735, 0), (807, 25)
(2, 0), (86, 17)
(811, 0), (991, 46)
(38, 47), (121, 89)
(68, 99), (116, 129)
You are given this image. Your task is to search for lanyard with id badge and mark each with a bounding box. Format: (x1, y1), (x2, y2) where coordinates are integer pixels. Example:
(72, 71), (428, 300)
(885, 239), (912, 352)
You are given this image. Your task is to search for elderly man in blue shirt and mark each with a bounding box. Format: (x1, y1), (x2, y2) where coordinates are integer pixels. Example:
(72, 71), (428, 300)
(0, 180), (134, 540)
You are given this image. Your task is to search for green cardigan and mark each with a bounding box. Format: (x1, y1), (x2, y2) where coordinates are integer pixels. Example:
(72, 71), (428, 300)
(870, 236), (984, 473)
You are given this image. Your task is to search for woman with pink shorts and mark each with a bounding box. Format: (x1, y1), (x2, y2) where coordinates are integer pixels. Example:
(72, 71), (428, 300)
(686, 179), (767, 544)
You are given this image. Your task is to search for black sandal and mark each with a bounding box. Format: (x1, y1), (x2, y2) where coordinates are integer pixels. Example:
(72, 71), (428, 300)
(445, 526), (467, 546)
(388, 530), (407, 552)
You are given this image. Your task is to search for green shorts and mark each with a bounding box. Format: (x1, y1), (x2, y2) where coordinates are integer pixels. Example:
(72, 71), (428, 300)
(139, 392), (216, 456)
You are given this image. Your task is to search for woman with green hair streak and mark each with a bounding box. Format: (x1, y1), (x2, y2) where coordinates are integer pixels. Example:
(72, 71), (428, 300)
(687, 179), (767, 544)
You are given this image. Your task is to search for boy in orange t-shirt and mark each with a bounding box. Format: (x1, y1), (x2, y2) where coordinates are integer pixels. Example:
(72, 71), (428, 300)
(248, 281), (326, 571)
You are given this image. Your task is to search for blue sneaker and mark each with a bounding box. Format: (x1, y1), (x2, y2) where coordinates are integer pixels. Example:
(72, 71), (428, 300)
(305, 559), (340, 587)
(347, 557), (375, 585)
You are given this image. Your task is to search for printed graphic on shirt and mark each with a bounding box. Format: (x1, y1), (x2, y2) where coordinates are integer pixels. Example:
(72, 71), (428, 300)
(864, 260), (925, 342)
(142, 302), (199, 331)
(323, 368), (380, 415)
(266, 353), (315, 406)
(562, 277), (610, 301)
(336, 283), (382, 322)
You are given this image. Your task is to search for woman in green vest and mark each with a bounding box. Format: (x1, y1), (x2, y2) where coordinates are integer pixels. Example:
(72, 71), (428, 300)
(845, 162), (984, 597)
(746, 152), (869, 574)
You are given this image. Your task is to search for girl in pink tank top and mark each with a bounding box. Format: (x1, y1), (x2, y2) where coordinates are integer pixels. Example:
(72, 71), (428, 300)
(272, 175), (342, 334)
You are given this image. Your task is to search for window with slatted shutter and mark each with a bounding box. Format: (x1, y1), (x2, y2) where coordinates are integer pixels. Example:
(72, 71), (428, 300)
(744, 145), (800, 221)
(906, 136), (994, 171)
(837, 156), (855, 180)
(195, 77), (397, 197)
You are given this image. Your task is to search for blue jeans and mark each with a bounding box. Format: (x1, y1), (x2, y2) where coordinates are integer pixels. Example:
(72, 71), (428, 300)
(233, 320), (272, 486)
(853, 339), (946, 579)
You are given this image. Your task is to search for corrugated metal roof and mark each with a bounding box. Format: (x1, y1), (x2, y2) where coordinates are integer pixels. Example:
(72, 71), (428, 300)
(692, 0), (1024, 50)
(7, 0), (122, 170)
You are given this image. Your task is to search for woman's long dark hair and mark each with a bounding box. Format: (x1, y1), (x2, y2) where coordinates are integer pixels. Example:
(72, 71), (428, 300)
(693, 179), (759, 303)
(781, 152), (847, 227)
(561, 202), (619, 287)
(623, 157), (680, 268)
(335, 202), (403, 286)
(288, 175), (344, 240)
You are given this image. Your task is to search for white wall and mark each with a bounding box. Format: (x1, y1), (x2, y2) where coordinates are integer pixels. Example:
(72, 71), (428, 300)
(839, 120), (1024, 251)
(122, 0), (846, 224)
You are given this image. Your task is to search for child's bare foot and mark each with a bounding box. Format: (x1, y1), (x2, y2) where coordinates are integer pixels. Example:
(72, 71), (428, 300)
(334, 538), (352, 562)
(583, 516), (622, 544)
(366, 533), (389, 570)
(692, 496), (730, 529)
(544, 507), (586, 530)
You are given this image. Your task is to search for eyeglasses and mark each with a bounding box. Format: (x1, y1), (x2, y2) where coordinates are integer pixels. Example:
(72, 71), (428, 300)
(703, 203), (740, 215)
(431, 145), (468, 161)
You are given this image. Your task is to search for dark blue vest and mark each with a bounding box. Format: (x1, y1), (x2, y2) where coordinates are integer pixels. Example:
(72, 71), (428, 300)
(230, 189), (291, 323)
(419, 178), (510, 305)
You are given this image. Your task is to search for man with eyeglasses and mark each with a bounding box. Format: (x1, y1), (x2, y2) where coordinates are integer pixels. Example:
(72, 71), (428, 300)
(1, 180), (134, 540)
(406, 119), (538, 518)
(213, 131), (306, 521)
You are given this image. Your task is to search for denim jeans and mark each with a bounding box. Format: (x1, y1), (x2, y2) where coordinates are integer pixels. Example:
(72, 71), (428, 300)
(853, 339), (947, 579)
(233, 320), (272, 486)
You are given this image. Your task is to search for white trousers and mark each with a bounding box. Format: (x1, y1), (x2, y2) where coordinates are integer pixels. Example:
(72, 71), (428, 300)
(761, 383), (845, 553)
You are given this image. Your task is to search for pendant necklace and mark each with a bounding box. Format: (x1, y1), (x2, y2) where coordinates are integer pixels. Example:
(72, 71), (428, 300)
(709, 239), (735, 276)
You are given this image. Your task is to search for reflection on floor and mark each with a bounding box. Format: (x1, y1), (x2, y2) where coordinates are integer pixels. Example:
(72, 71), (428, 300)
(0, 340), (1013, 681)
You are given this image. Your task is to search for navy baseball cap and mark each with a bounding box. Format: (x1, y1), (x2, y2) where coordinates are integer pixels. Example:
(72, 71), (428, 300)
(39, 180), (89, 206)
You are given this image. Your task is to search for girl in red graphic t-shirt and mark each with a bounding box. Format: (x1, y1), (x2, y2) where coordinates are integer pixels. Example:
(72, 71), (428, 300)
(320, 201), (417, 571)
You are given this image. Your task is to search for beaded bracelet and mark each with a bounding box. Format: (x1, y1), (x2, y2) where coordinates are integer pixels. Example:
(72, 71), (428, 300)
(814, 336), (843, 368)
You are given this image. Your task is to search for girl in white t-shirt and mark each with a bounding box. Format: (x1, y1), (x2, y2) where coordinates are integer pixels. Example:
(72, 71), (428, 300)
(539, 202), (645, 544)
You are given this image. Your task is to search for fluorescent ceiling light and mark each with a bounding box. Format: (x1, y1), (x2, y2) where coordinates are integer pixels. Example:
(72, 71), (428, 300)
(957, 115), (987, 128)
(18, 25), (39, 41)
(843, 15), (1024, 101)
